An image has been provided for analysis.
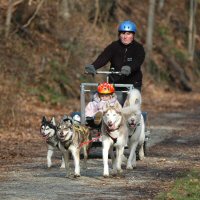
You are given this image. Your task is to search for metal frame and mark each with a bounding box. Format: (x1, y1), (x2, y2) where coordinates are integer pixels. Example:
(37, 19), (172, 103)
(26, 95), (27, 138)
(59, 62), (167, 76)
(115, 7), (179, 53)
(80, 83), (134, 124)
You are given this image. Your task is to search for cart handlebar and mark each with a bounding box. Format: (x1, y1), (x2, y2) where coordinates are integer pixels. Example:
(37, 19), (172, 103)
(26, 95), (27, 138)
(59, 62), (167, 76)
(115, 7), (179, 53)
(84, 67), (122, 75)
(96, 70), (121, 75)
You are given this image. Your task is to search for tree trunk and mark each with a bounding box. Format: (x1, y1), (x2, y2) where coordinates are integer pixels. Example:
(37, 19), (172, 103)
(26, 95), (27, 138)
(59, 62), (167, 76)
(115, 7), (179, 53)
(146, 0), (156, 71)
(188, 0), (197, 61)
(158, 0), (165, 11)
(5, 0), (13, 38)
(59, 0), (71, 20)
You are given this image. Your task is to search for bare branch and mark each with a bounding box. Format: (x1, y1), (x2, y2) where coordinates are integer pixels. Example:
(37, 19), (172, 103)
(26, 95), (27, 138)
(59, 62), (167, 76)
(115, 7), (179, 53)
(22, 0), (45, 28)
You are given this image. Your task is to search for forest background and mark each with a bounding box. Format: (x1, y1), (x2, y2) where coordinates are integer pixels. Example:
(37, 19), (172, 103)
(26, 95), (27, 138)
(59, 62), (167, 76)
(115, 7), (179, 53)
(0, 0), (200, 128)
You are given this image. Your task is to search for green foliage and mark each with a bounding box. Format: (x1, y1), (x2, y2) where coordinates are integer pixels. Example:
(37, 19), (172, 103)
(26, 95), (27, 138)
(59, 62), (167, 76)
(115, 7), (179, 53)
(149, 60), (170, 83)
(155, 169), (200, 200)
(157, 26), (169, 37)
(171, 48), (188, 64)
(40, 84), (66, 105)
(49, 59), (69, 84)
(157, 25), (174, 46)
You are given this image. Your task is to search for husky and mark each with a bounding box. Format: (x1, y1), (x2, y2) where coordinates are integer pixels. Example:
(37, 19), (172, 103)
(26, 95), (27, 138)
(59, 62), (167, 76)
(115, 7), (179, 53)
(40, 116), (65, 168)
(57, 117), (91, 178)
(122, 88), (145, 169)
(101, 102), (128, 177)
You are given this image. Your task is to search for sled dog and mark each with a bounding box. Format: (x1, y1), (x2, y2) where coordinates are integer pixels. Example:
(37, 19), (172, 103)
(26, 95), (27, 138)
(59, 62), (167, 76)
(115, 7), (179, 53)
(40, 116), (65, 168)
(57, 117), (91, 178)
(101, 102), (128, 177)
(122, 88), (145, 169)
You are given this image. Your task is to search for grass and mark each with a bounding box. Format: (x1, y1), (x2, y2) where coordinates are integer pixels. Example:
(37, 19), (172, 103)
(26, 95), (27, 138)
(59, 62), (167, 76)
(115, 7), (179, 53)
(155, 169), (200, 200)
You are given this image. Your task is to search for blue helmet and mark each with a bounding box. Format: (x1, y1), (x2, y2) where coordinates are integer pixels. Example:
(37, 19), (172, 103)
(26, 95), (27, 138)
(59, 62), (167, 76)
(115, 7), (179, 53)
(118, 20), (137, 33)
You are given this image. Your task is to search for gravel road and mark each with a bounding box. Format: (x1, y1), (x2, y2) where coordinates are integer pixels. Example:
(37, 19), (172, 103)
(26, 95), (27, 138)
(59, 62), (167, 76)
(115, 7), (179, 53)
(0, 108), (200, 200)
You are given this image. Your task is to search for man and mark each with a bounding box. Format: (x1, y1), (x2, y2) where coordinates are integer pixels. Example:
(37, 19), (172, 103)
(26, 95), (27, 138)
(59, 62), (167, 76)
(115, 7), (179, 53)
(85, 20), (145, 92)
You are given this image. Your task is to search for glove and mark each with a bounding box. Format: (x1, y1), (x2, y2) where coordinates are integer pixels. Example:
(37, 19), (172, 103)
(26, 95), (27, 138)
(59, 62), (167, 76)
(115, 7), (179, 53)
(121, 65), (131, 76)
(85, 64), (96, 75)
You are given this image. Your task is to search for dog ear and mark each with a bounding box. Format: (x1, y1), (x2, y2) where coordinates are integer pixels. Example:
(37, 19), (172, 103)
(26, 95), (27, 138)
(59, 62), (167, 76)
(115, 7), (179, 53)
(62, 115), (73, 124)
(68, 116), (73, 124)
(42, 116), (47, 123)
(51, 117), (56, 126)
(114, 102), (122, 112)
(123, 94), (130, 107)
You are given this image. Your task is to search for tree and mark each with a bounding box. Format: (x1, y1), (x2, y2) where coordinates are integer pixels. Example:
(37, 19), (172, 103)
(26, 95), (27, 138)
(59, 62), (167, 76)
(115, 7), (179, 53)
(188, 0), (197, 61)
(5, 0), (13, 38)
(145, 0), (156, 71)
(158, 0), (165, 11)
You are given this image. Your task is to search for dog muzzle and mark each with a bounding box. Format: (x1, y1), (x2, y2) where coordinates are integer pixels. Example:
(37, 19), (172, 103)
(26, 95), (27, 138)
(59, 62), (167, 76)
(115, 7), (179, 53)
(127, 121), (137, 129)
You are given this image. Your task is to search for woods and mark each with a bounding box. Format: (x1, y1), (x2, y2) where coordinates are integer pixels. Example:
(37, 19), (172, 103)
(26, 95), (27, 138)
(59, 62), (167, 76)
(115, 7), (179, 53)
(0, 0), (200, 100)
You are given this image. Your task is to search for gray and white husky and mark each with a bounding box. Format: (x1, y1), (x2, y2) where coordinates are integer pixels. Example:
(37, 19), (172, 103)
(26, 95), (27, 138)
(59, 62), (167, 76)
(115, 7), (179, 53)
(40, 116), (65, 168)
(101, 102), (128, 177)
(122, 89), (145, 169)
(57, 117), (91, 178)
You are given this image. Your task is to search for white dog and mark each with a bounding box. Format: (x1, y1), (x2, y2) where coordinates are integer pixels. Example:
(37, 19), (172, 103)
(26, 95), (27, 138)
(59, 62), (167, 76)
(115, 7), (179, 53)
(101, 102), (128, 177)
(122, 89), (145, 169)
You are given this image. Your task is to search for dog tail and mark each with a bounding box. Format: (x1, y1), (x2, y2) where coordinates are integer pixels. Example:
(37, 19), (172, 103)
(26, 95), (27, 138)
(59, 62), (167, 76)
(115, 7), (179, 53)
(122, 104), (141, 115)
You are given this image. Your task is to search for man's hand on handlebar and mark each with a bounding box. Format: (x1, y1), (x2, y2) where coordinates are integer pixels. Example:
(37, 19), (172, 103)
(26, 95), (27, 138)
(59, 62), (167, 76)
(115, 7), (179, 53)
(85, 64), (96, 76)
(121, 65), (131, 76)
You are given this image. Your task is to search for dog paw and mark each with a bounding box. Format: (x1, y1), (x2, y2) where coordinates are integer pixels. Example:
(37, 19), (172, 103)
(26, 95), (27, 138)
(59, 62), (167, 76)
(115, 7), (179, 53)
(74, 174), (81, 178)
(103, 175), (109, 178)
(65, 174), (69, 178)
(126, 165), (133, 170)
(139, 154), (145, 160)
(117, 169), (123, 174)
(132, 164), (137, 169)
(47, 166), (52, 169)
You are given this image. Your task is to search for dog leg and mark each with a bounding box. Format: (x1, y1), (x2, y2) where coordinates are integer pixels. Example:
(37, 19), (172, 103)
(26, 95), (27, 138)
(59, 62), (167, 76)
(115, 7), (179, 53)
(115, 147), (124, 174)
(121, 154), (128, 164)
(60, 156), (65, 168)
(103, 141), (110, 177)
(63, 151), (70, 178)
(109, 146), (116, 170)
(139, 120), (145, 160)
(127, 143), (137, 169)
(82, 146), (88, 169)
(71, 147), (80, 178)
(138, 143), (145, 160)
(47, 149), (54, 168)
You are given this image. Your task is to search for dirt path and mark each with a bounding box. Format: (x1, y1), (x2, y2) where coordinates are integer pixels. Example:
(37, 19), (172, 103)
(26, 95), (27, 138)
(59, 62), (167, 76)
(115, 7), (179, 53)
(0, 92), (200, 200)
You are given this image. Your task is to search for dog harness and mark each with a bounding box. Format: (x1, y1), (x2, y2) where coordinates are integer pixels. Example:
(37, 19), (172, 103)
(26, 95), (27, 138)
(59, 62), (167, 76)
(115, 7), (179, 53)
(128, 122), (141, 137)
(105, 124), (121, 144)
(61, 124), (89, 150)
(46, 135), (59, 147)
(62, 136), (73, 150)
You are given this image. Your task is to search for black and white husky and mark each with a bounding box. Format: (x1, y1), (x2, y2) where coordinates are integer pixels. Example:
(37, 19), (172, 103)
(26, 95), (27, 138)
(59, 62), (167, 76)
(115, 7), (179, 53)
(122, 88), (145, 169)
(40, 116), (65, 168)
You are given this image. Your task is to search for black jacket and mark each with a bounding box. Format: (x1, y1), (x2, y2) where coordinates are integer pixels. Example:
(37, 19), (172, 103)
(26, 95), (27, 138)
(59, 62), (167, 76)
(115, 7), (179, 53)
(92, 39), (145, 87)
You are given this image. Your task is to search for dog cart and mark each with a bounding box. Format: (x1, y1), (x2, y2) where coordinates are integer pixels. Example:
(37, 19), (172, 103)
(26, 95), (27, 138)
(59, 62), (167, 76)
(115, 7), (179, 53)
(80, 69), (150, 156)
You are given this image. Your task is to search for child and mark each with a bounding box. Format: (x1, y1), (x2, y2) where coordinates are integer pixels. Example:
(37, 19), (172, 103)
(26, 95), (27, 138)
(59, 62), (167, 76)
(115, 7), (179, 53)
(85, 82), (122, 125)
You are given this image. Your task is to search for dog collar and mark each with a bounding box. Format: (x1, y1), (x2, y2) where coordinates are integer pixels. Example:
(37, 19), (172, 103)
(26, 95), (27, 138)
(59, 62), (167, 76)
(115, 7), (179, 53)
(128, 123), (141, 137)
(105, 124), (122, 144)
(46, 135), (58, 147)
